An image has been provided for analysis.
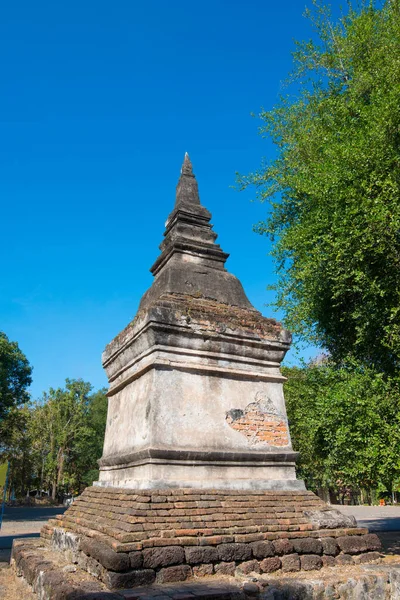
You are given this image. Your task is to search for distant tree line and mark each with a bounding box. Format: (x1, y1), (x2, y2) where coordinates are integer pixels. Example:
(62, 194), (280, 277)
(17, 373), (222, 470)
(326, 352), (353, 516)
(0, 332), (107, 501)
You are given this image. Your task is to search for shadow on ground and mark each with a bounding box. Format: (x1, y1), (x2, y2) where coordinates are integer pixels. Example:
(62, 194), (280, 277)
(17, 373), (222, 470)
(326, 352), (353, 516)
(0, 533), (40, 550)
(359, 518), (400, 532)
(380, 531), (400, 555)
(2, 506), (66, 522)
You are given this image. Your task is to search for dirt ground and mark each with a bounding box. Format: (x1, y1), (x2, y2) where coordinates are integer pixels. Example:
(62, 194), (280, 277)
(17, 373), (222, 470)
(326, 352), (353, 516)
(0, 505), (66, 599)
(0, 563), (36, 600)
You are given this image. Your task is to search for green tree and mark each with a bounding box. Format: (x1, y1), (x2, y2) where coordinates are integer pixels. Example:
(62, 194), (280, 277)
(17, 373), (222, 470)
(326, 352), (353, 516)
(68, 388), (108, 490)
(37, 379), (94, 499)
(284, 361), (400, 500)
(0, 380), (108, 500)
(240, 0), (400, 373)
(32, 381), (108, 499)
(0, 332), (32, 421)
(0, 405), (34, 498)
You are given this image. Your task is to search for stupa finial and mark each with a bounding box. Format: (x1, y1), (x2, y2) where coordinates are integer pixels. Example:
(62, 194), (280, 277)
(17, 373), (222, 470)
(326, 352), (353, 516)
(175, 152), (200, 207)
(181, 152), (193, 176)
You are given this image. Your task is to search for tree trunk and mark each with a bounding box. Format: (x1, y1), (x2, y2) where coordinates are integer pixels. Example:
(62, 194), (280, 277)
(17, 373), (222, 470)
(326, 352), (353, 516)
(38, 455), (45, 498)
(57, 448), (65, 487)
(50, 427), (56, 500)
(51, 479), (57, 501)
(6, 473), (12, 502)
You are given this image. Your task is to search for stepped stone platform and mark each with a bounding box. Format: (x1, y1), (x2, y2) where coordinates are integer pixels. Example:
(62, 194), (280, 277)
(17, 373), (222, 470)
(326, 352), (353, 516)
(36, 486), (382, 590)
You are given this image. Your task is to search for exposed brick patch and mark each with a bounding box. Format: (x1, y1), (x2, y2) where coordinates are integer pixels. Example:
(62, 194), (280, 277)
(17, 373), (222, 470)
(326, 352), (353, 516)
(226, 394), (289, 447)
(153, 294), (283, 341)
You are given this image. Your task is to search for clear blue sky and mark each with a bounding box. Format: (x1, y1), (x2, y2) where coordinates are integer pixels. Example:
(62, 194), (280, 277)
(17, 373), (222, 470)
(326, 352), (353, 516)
(1, 0), (340, 399)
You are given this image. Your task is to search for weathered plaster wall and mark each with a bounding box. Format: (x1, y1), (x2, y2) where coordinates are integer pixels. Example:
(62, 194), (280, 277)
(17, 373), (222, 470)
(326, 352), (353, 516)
(100, 366), (292, 456)
(98, 358), (300, 490)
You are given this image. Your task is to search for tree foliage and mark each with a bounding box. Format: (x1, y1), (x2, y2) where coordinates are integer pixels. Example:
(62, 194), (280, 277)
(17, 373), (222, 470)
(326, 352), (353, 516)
(0, 332), (32, 420)
(0, 379), (108, 500)
(284, 361), (400, 497)
(33, 379), (96, 499)
(70, 388), (108, 489)
(0, 406), (33, 497)
(240, 0), (400, 372)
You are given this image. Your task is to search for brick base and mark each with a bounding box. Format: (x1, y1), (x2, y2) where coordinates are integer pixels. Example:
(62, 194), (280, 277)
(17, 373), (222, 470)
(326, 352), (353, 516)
(38, 487), (382, 590)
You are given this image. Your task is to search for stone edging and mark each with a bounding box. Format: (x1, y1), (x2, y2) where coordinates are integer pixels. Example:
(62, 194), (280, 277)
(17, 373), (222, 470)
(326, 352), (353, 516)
(49, 526), (382, 589)
(10, 537), (400, 600)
